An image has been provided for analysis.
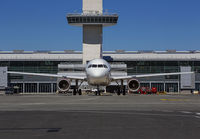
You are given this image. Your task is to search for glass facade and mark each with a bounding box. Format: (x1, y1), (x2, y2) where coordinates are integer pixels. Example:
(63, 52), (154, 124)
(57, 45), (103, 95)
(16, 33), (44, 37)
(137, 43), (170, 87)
(124, 61), (180, 74)
(39, 83), (52, 93)
(2, 61), (61, 74)
(25, 83), (37, 93)
(140, 83), (150, 88)
(165, 83), (179, 92)
(195, 83), (200, 91)
(1, 60), (200, 93)
(151, 83), (165, 92)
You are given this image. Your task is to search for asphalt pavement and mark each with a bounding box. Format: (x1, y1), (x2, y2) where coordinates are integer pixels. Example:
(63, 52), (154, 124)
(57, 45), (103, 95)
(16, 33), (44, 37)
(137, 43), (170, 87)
(0, 94), (199, 139)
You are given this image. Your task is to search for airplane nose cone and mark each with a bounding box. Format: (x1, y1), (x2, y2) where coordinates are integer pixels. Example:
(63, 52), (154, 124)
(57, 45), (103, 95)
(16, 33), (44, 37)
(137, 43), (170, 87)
(96, 72), (105, 77)
(91, 70), (106, 78)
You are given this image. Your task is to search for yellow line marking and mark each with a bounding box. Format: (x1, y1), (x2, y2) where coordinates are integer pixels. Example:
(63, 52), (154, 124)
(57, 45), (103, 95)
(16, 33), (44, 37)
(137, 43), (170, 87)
(160, 99), (190, 101)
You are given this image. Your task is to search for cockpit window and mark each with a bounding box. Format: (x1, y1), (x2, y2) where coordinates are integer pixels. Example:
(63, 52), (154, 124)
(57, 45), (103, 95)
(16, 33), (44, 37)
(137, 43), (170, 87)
(98, 64), (104, 68)
(103, 65), (108, 68)
(88, 64), (108, 68)
(92, 64), (97, 68)
(88, 65), (92, 68)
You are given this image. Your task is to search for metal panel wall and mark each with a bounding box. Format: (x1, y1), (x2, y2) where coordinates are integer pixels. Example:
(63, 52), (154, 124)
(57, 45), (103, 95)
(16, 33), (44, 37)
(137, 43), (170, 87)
(0, 67), (7, 87)
(180, 66), (195, 89)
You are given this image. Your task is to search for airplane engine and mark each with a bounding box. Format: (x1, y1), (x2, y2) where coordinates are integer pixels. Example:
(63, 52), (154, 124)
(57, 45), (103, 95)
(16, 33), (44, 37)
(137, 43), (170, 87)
(128, 79), (140, 92)
(57, 79), (71, 92)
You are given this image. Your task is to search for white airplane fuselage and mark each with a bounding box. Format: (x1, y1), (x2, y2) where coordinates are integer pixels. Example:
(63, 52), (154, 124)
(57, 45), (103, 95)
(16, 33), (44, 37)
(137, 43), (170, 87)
(86, 59), (111, 86)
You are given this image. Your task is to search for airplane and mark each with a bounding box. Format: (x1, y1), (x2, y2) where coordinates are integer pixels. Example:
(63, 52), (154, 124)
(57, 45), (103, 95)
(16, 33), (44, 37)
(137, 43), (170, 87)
(7, 58), (194, 96)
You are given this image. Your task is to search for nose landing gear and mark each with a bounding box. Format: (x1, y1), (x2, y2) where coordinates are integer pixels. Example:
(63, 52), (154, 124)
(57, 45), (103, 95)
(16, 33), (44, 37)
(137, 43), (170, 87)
(95, 86), (101, 96)
(73, 80), (83, 96)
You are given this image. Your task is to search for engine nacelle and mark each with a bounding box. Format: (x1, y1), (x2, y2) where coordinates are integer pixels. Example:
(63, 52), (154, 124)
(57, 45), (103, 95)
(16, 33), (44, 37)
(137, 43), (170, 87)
(57, 79), (71, 92)
(128, 79), (140, 92)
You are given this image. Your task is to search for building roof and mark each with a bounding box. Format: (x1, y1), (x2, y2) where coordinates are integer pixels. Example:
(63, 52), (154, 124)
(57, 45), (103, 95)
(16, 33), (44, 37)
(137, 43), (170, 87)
(0, 50), (200, 61)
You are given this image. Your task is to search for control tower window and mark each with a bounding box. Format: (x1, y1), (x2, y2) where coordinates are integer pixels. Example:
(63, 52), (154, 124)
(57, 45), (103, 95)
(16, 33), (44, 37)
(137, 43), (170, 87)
(113, 18), (117, 23)
(95, 17), (98, 23)
(79, 17), (83, 23)
(71, 18), (76, 22)
(106, 18), (109, 23)
(91, 18), (94, 22)
(83, 17), (87, 22)
(99, 17), (103, 23)
(102, 17), (106, 22)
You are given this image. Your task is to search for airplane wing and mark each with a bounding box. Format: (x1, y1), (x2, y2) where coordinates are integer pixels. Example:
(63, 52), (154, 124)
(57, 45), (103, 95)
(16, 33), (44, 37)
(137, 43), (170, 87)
(7, 71), (86, 80)
(111, 72), (194, 80)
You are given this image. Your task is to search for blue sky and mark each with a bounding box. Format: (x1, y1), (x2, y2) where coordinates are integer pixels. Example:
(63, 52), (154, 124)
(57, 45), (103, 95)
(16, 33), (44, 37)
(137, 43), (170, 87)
(0, 0), (200, 51)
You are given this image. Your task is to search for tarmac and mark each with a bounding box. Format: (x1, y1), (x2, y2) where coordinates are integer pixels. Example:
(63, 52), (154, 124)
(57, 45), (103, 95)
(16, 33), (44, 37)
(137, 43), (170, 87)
(0, 94), (199, 139)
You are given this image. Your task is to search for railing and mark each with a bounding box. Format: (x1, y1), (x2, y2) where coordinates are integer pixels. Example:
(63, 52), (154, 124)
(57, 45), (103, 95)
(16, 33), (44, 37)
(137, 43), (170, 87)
(67, 10), (118, 16)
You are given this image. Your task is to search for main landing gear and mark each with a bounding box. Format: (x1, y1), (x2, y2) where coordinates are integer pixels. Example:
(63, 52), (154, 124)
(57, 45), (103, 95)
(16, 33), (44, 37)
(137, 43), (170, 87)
(73, 88), (82, 96)
(73, 80), (82, 96)
(117, 87), (126, 96)
(116, 80), (126, 96)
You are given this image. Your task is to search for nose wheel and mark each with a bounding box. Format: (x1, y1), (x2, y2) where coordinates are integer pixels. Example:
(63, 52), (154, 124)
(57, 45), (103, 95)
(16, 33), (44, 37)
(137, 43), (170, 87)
(95, 91), (101, 96)
(95, 86), (101, 96)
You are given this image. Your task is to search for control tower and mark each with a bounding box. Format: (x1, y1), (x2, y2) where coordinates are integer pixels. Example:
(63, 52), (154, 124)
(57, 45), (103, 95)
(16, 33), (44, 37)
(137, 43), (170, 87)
(67, 0), (118, 64)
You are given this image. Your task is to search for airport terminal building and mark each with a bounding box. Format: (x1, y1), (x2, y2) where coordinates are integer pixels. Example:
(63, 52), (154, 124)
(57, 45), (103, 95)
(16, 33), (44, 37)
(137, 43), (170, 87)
(0, 50), (200, 93)
(1, 0), (198, 94)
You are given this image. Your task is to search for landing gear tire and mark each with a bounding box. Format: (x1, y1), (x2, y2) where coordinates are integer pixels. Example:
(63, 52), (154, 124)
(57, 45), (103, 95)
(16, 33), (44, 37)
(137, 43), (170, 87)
(122, 90), (126, 96)
(122, 88), (126, 96)
(98, 91), (101, 96)
(78, 89), (82, 95)
(117, 89), (121, 96)
(73, 88), (77, 96)
(95, 91), (101, 96)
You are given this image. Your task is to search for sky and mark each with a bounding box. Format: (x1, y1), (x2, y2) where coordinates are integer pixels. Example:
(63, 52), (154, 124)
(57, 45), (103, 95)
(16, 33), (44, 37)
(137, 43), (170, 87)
(0, 0), (200, 51)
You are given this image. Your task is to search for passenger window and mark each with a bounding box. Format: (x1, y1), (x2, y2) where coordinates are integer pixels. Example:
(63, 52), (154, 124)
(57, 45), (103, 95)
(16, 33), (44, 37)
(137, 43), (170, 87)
(98, 64), (104, 68)
(92, 64), (97, 68)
